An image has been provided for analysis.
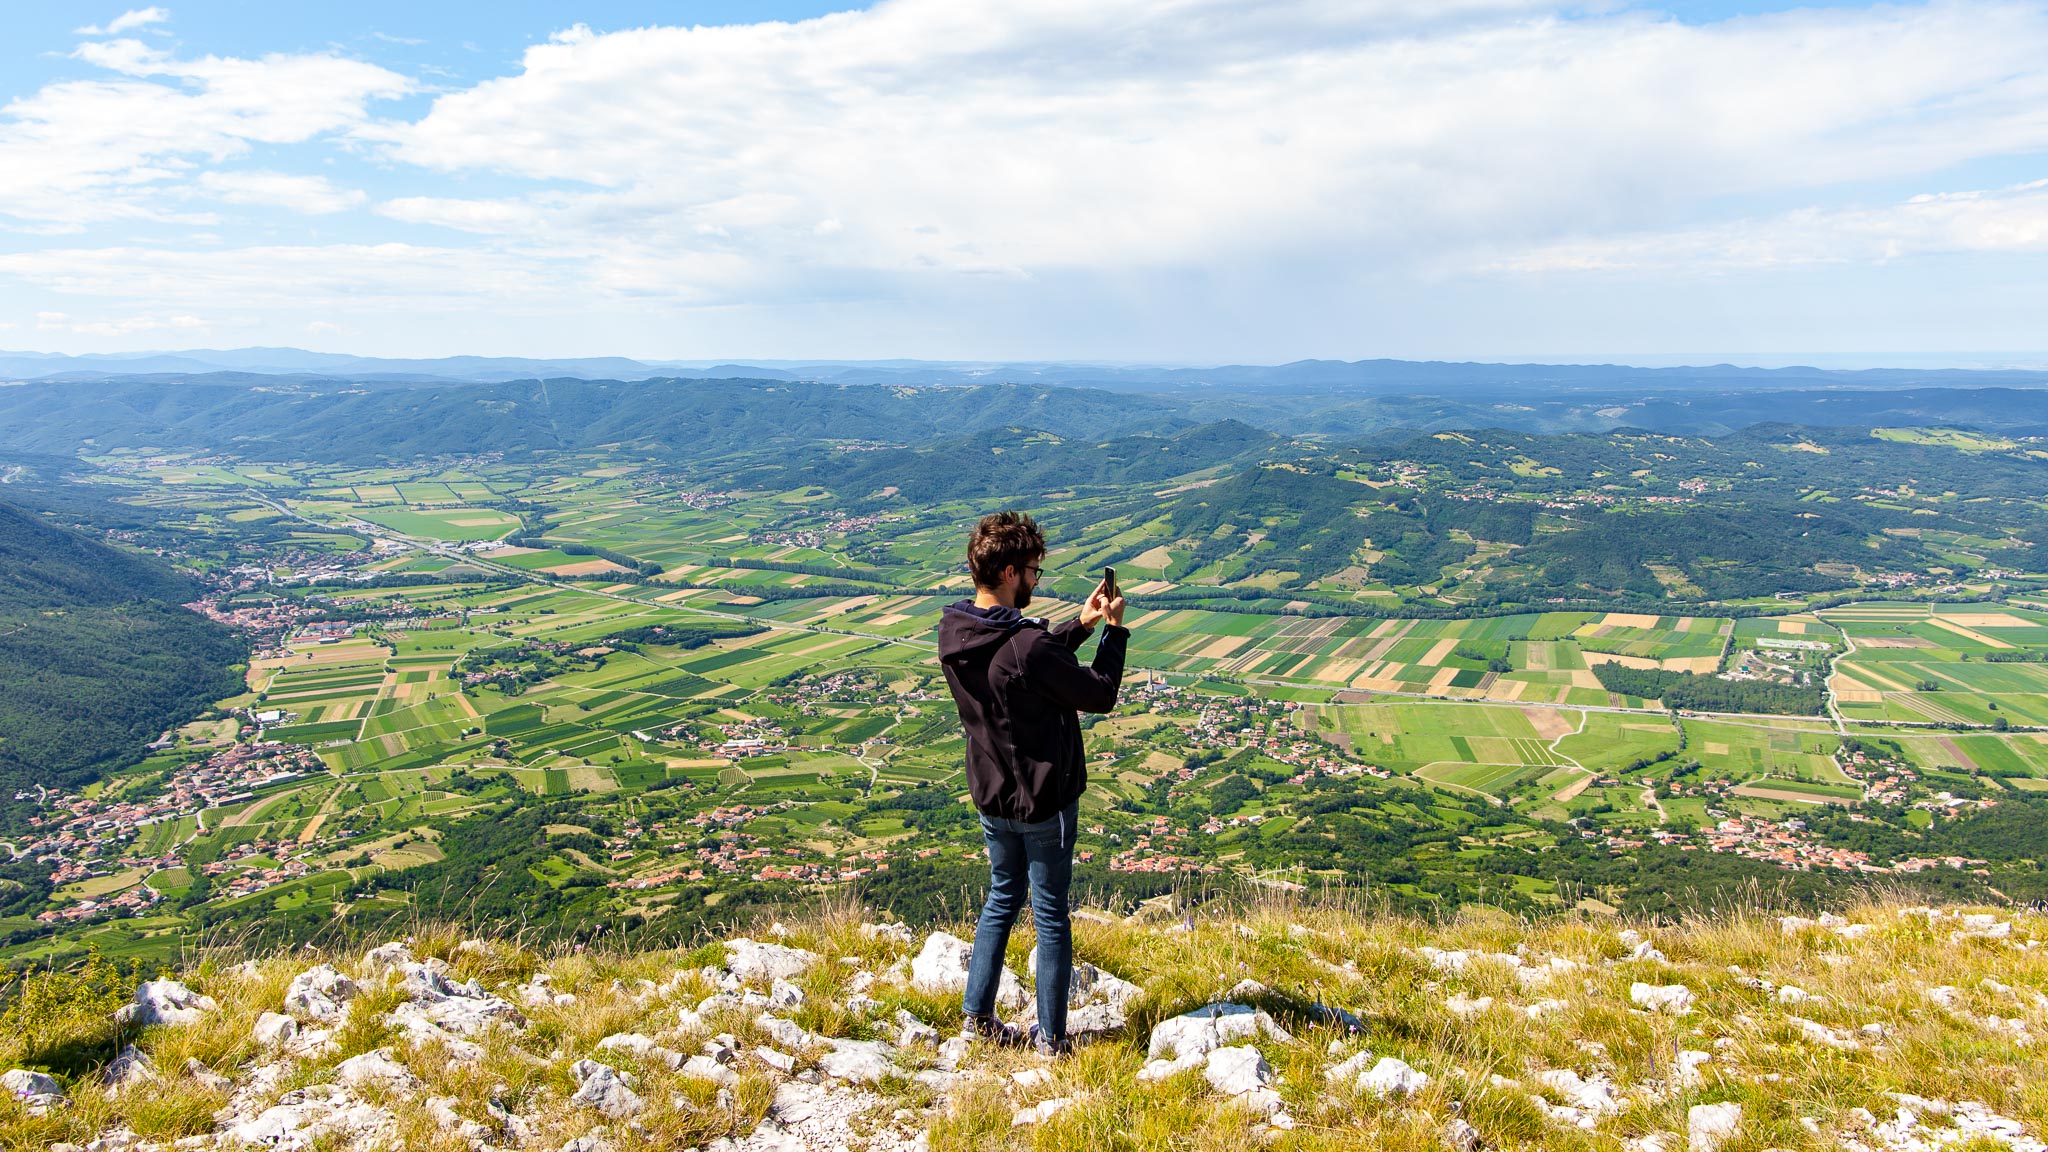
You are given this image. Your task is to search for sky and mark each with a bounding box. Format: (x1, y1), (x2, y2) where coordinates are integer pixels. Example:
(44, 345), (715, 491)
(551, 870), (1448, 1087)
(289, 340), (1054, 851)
(5, 1), (2048, 365)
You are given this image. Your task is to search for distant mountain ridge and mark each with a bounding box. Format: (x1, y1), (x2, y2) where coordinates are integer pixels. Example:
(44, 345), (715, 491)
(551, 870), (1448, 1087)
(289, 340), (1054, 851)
(11, 373), (2048, 462)
(11, 347), (2048, 391)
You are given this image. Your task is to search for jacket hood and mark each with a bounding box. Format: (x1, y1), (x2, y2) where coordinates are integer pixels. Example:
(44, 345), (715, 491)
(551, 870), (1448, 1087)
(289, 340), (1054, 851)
(938, 600), (1035, 659)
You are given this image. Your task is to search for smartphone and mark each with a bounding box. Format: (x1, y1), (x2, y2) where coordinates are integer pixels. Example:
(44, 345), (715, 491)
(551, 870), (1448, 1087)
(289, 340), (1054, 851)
(1102, 566), (1118, 599)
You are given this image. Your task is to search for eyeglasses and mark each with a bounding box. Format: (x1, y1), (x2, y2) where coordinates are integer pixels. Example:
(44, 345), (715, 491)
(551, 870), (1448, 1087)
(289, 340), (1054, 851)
(1023, 564), (1044, 579)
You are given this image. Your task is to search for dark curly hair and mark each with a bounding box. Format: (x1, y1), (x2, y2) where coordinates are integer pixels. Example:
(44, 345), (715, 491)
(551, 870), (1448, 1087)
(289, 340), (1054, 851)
(967, 510), (1045, 589)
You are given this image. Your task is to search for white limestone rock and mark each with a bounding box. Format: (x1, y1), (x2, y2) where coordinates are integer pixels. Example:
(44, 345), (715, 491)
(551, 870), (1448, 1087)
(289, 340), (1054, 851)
(1788, 1016), (1860, 1050)
(392, 960), (525, 1035)
(818, 1038), (896, 1085)
(2, 1067), (61, 1111)
(1137, 1056), (1201, 1083)
(1204, 1045), (1274, 1097)
(387, 1004), (488, 1063)
(1631, 982), (1695, 1015)
(227, 1085), (398, 1150)
(1145, 1002), (1292, 1063)
(114, 978), (217, 1028)
(516, 973), (561, 1007)
(756, 1012), (812, 1051)
(102, 1044), (158, 1090)
(861, 921), (914, 944)
(725, 938), (821, 985)
(361, 941), (414, 977)
(283, 964), (359, 1021)
(336, 1048), (418, 1091)
(1537, 1068), (1623, 1116)
(1067, 1000), (1128, 1036)
(896, 1009), (941, 1047)
(682, 1054), (738, 1085)
(1326, 1050), (1375, 1084)
(570, 1059), (644, 1118)
(1030, 952), (1145, 1009)
(1358, 1056), (1430, 1097)
(1688, 1102), (1742, 1152)
(2, 1068), (58, 1097)
(910, 931), (1025, 1010)
(253, 1011), (299, 1048)
(1013, 1096), (1074, 1126)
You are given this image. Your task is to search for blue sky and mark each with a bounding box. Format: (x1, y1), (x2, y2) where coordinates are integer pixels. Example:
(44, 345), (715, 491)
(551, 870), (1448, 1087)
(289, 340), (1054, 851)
(5, 1), (2048, 364)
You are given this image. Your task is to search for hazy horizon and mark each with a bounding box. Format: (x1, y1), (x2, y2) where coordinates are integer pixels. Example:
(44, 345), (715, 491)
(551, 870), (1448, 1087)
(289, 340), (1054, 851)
(11, 345), (2048, 376)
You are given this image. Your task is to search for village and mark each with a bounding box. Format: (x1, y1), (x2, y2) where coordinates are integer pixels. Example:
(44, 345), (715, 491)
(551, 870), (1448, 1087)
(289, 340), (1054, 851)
(20, 739), (331, 925)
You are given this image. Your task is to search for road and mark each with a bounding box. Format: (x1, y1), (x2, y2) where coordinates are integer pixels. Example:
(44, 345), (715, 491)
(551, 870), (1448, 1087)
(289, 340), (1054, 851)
(1820, 613), (1856, 735)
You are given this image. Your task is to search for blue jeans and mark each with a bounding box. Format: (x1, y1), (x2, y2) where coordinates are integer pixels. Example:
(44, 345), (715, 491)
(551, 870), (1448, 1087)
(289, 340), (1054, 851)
(963, 801), (1077, 1040)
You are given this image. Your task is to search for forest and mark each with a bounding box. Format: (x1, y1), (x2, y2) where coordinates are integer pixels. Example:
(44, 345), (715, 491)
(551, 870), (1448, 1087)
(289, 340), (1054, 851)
(0, 500), (245, 797)
(1589, 663), (1826, 715)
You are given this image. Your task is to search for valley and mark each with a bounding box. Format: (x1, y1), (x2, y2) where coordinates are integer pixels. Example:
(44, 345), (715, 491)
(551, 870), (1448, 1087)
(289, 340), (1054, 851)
(7, 407), (2046, 965)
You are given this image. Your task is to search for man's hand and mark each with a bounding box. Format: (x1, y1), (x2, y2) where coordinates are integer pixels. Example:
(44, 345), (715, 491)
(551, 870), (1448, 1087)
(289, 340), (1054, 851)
(1081, 578), (1126, 629)
(1079, 581), (1107, 629)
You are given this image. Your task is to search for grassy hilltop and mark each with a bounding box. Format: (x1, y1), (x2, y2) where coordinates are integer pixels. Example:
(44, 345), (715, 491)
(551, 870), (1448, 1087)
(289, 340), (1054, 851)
(2, 894), (2042, 1152)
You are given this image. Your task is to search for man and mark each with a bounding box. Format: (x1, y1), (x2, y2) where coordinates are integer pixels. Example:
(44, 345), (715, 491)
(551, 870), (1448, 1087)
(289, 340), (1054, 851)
(937, 510), (1128, 1055)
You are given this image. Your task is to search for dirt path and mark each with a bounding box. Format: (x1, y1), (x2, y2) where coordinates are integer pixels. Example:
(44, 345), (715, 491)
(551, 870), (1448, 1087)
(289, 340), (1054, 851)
(1640, 786), (1668, 824)
(298, 780), (346, 844)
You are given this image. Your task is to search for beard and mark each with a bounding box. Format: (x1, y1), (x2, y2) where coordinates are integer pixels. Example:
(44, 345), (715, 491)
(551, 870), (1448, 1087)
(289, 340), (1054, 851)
(1015, 582), (1032, 611)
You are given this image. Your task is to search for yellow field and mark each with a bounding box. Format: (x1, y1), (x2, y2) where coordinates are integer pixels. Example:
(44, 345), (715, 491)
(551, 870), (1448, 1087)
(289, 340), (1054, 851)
(540, 558), (629, 576)
(1926, 618), (2012, 648)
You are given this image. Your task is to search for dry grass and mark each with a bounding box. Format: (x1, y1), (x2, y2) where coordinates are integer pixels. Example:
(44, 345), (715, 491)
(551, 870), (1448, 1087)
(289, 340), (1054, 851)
(0, 895), (2041, 1152)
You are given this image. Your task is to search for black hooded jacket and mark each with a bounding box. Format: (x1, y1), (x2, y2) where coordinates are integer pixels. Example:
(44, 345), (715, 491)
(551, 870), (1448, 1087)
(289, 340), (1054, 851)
(937, 601), (1128, 823)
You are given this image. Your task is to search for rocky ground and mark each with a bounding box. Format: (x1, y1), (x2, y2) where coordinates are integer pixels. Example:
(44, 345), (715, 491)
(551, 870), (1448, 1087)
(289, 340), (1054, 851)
(1, 900), (2043, 1152)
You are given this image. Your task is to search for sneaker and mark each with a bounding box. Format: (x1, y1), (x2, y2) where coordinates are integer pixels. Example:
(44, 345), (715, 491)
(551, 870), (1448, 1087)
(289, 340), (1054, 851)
(963, 1014), (1028, 1048)
(1027, 1025), (1072, 1058)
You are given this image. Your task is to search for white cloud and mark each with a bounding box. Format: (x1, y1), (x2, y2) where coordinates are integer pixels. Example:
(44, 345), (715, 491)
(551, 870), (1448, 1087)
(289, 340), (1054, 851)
(358, 0), (2048, 300)
(74, 7), (170, 37)
(0, 38), (408, 228)
(375, 195), (541, 233)
(197, 170), (365, 214)
(1491, 179), (2048, 273)
(13, 0), (2048, 354)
